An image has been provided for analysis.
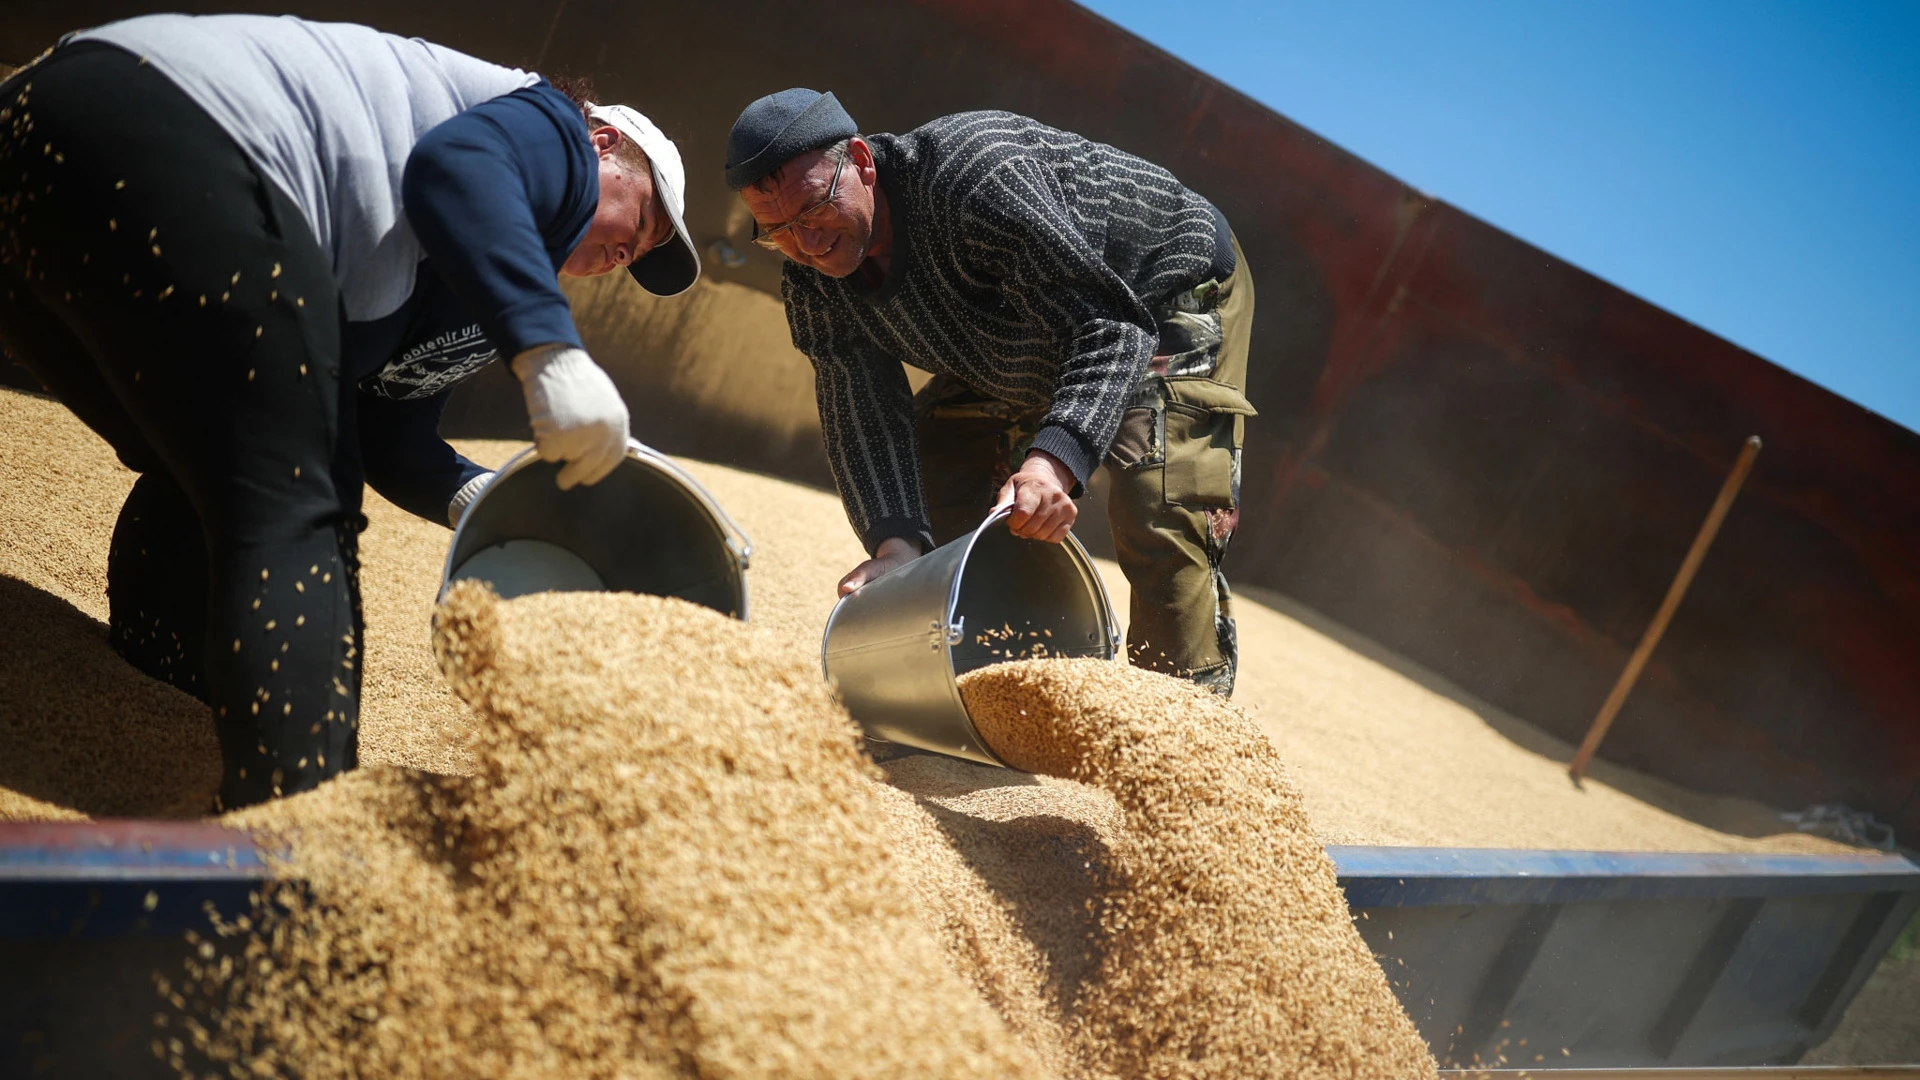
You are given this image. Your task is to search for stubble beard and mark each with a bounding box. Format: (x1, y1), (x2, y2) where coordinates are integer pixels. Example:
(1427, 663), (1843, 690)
(820, 221), (872, 279)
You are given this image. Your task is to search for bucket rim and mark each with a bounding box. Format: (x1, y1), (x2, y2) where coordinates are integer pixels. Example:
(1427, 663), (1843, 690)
(818, 506), (1123, 713)
(439, 440), (754, 615)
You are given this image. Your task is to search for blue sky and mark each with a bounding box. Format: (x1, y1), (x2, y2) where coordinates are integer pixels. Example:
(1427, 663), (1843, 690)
(1078, 0), (1920, 434)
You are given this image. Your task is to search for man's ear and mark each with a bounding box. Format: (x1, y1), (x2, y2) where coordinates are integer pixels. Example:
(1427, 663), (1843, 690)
(848, 136), (877, 181)
(590, 125), (621, 157)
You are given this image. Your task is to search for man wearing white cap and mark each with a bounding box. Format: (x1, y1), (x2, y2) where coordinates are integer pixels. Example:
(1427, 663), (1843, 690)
(0, 14), (697, 807)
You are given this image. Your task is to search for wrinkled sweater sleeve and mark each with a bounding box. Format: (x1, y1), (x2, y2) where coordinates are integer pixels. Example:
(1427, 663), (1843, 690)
(784, 272), (935, 556)
(961, 156), (1160, 488)
(400, 81), (595, 358)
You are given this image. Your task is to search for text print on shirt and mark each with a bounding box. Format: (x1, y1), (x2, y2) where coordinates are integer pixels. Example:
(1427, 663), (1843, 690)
(361, 322), (498, 400)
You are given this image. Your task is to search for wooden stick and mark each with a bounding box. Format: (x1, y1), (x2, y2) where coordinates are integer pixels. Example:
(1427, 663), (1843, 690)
(1568, 435), (1763, 782)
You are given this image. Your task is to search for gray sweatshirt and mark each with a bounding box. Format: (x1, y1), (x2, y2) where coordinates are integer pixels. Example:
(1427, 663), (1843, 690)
(72, 13), (537, 322)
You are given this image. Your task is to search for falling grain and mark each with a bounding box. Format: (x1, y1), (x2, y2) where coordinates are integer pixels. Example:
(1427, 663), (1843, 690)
(961, 658), (1438, 1078)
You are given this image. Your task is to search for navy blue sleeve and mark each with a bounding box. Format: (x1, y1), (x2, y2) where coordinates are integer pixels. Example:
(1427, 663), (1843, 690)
(401, 81), (598, 359)
(358, 390), (489, 526)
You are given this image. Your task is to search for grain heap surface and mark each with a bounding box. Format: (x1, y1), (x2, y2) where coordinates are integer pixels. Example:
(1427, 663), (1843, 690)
(960, 658), (1438, 1079)
(0, 384), (1855, 859)
(0, 577), (218, 819)
(0, 387), (501, 814)
(194, 583), (1045, 1079)
(0, 390), (219, 818)
(861, 756), (1118, 1077)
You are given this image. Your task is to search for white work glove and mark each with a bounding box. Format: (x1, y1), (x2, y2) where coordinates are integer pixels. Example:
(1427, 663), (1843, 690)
(511, 344), (631, 490)
(447, 471), (493, 528)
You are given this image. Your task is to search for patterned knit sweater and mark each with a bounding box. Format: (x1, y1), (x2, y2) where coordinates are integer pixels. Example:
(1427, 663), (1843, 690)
(782, 110), (1231, 554)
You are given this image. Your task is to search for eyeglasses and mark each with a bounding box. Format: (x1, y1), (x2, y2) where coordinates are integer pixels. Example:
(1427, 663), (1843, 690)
(750, 153), (847, 251)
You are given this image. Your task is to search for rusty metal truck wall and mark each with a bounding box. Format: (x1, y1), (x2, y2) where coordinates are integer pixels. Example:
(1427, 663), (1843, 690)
(4, 0), (1915, 836)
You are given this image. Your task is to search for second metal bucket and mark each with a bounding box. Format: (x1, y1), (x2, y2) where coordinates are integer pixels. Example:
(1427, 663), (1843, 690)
(441, 441), (752, 619)
(821, 507), (1120, 766)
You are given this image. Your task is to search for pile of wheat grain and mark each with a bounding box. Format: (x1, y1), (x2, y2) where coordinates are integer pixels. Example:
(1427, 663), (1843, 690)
(179, 588), (1433, 1078)
(187, 584), (1047, 1079)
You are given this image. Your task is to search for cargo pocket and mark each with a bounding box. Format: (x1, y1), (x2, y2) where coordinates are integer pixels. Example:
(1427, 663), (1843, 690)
(1161, 377), (1256, 508)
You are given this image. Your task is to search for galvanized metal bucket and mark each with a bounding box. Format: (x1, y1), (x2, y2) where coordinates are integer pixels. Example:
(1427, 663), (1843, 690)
(820, 507), (1120, 766)
(441, 441), (752, 619)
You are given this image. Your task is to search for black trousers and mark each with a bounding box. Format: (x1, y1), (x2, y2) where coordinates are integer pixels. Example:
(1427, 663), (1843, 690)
(0, 44), (363, 808)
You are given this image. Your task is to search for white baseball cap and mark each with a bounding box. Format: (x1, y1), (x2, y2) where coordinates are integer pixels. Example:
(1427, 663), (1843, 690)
(586, 103), (701, 297)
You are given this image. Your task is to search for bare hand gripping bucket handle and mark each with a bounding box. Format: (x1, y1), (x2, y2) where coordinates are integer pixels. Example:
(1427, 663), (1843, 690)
(820, 507), (1121, 766)
(441, 440), (752, 619)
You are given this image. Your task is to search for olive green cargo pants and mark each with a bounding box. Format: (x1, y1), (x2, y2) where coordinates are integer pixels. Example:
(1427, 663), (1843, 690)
(914, 239), (1254, 695)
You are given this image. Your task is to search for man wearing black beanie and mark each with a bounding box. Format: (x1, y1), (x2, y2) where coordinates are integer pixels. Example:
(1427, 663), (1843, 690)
(727, 90), (1254, 696)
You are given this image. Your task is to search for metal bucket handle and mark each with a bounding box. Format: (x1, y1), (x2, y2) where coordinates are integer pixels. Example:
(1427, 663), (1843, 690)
(942, 506), (1121, 658)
